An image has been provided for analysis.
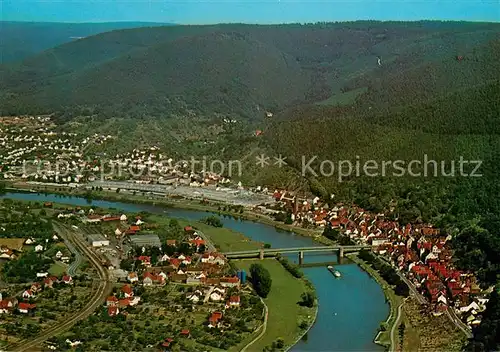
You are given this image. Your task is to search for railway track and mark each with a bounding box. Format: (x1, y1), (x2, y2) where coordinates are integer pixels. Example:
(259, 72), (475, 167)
(8, 222), (112, 352)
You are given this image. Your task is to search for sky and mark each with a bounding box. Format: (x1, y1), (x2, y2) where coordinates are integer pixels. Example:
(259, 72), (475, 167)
(1, 0), (499, 24)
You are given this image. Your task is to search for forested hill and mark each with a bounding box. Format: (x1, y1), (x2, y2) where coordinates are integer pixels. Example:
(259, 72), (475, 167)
(1, 21), (499, 120)
(0, 21), (173, 64)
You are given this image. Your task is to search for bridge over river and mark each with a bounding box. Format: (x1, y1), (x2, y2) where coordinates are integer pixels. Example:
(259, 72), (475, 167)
(223, 245), (373, 265)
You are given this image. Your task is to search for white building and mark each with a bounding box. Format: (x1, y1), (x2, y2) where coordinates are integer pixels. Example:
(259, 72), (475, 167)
(88, 234), (110, 247)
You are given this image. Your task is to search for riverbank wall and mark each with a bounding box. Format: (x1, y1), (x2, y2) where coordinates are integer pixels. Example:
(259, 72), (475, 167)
(347, 253), (398, 350)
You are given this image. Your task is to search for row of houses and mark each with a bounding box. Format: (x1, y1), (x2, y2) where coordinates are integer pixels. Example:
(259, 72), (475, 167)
(1, 116), (115, 183)
(0, 274), (73, 315)
(127, 268), (240, 288)
(269, 190), (485, 326)
(105, 284), (141, 317)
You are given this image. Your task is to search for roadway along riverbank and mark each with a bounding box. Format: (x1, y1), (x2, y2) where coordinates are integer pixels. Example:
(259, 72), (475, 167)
(446, 306), (474, 339)
(389, 297), (409, 352)
(240, 297), (269, 352)
(380, 256), (473, 339)
(9, 222), (112, 352)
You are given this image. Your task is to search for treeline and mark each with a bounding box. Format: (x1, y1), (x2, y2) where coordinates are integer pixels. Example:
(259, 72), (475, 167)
(322, 225), (355, 245)
(467, 288), (500, 352)
(358, 249), (409, 297)
(276, 255), (303, 278)
(452, 221), (500, 288)
(200, 215), (223, 228)
(2, 251), (52, 283)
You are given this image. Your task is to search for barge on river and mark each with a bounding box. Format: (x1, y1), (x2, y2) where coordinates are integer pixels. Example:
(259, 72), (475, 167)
(327, 265), (341, 278)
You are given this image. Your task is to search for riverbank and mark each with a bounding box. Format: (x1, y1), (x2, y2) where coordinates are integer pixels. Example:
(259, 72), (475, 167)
(7, 184), (330, 244)
(1, 189), (387, 351)
(235, 259), (318, 351)
(1, 190), (319, 351)
(346, 253), (401, 350)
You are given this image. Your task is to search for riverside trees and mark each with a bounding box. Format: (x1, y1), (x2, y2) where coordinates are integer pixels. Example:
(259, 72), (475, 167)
(249, 263), (272, 298)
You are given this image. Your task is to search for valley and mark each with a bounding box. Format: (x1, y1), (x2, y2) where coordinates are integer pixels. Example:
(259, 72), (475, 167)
(1, 19), (500, 352)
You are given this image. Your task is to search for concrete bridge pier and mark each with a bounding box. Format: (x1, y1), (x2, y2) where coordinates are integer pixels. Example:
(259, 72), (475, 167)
(298, 251), (304, 265)
(338, 246), (344, 264)
(259, 249), (264, 260)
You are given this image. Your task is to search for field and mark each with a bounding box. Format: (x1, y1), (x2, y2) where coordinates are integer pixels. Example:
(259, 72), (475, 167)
(187, 221), (262, 252)
(402, 299), (466, 351)
(0, 238), (25, 251)
(48, 262), (67, 276)
(235, 259), (315, 350)
(316, 86), (368, 106)
(146, 214), (263, 252)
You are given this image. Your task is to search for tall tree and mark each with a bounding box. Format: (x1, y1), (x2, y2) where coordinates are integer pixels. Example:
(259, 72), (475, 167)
(249, 263), (272, 298)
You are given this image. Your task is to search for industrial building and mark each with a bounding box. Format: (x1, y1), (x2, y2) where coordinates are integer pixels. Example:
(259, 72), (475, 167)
(87, 234), (110, 247)
(129, 234), (162, 248)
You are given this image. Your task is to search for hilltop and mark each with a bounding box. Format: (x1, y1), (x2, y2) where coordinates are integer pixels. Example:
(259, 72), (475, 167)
(1, 21), (499, 120)
(0, 21), (173, 63)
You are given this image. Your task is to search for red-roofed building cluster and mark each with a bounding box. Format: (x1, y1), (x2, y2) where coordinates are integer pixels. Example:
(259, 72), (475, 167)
(260, 191), (486, 327)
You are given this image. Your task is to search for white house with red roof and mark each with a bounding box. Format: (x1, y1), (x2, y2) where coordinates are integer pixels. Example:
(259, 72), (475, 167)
(136, 256), (151, 267)
(62, 275), (73, 284)
(0, 298), (17, 314)
(121, 285), (134, 298)
(106, 296), (118, 307)
(220, 276), (240, 288)
(18, 302), (36, 314)
(142, 272), (165, 286)
(226, 295), (240, 308)
(127, 272), (139, 283)
(208, 311), (223, 328)
(22, 289), (35, 299)
(108, 306), (119, 317)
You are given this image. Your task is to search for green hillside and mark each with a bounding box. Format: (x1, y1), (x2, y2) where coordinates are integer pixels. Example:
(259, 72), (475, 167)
(2, 21), (499, 119)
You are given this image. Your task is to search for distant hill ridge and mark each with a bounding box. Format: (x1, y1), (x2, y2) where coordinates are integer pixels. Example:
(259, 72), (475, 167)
(0, 21), (499, 120)
(0, 21), (176, 64)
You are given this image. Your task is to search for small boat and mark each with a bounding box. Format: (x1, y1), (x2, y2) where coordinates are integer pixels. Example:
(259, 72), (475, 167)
(327, 265), (342, 278)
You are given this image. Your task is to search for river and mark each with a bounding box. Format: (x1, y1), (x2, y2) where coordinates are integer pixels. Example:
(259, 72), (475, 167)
(1, 192), (389, 351)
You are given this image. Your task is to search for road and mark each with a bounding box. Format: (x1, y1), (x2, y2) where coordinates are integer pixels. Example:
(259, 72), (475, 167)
(57, 229), (82, 276)
(196, 229), (216, 252)
(396, 271), (427, 305)
(380, 256), (473, 339)
(9, 222), (112, 352)
(446, 307), (474, 339)
(241, 297), (269, 352)
(390, 298), (409, 352)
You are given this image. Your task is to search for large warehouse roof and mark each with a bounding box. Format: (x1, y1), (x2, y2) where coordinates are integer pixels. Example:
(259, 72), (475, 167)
(130, 234), (161, 247)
